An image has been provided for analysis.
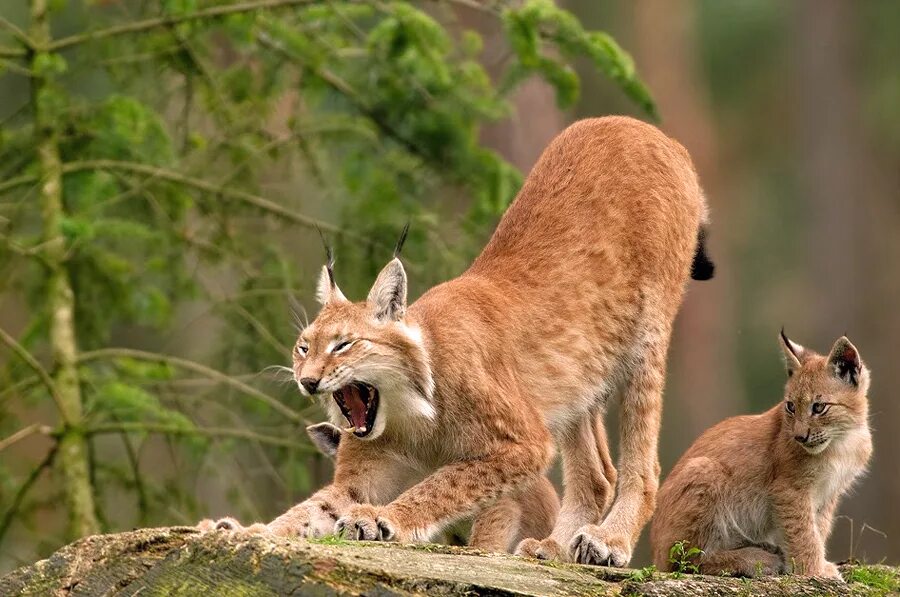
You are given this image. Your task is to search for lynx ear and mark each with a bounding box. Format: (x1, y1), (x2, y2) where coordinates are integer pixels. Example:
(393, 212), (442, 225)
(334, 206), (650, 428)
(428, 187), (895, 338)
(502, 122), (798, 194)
(306, 422), (341, 458)
(779, 329), (806, 377)
(368, 258), (407, 321)
(826, 336), (863, 387)
(316, 265), (347, 305)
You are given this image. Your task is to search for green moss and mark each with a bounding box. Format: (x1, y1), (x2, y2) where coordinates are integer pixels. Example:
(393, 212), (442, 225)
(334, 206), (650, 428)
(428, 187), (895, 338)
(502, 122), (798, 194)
(306, 534), (351, 546)
(152, 578), (271, 596)
(845, 565), (900, 595)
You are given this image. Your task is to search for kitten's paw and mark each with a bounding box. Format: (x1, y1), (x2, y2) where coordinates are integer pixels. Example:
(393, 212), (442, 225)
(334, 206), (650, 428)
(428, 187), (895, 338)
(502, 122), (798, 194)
(197, 517), (268, 534)
(742, 552), (786, 577)
(268, 500), (340, 538)
(569, 525), (631, 567)
(335, 504), (396, 541)
(818, 561), (843, 581)
(197, 518), (218, 532)
(515, 537), (567, 561)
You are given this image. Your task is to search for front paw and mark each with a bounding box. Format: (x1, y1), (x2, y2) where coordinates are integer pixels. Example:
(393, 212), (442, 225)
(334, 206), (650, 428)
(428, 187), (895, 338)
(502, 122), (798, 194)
(197, 517), (268, 534)
(569, 524), (632, 567)
(268, 500), (338, 538)
(817, 561), (843, 581)
(515, 537), (567, 561)
(335, 504), (396, 541)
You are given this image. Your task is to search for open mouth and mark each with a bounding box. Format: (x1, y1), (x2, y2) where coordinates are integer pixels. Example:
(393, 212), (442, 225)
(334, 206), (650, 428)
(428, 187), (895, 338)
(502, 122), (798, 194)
(332, 382), (379, 438)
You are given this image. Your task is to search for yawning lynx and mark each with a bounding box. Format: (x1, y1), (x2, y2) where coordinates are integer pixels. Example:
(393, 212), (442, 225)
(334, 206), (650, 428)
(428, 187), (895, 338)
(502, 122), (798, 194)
(202, 116), (712, 566)
(651, 333), (872, 578)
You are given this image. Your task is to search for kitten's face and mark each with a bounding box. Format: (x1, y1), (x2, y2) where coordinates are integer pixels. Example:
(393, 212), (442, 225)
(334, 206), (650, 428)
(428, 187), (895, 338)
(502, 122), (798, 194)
(779, 334), (869, 455)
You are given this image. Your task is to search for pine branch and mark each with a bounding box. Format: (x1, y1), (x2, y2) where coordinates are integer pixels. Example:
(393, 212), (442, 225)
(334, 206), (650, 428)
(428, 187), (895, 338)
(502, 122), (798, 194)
(0, 233), (54, 268)
(0, 173), (39, 195)
(0, 375), (40, 405)
(0, 326), (66, 416)
(0, 46), (26, 59)
(85, 422), (316, 451)
(0, 423), (53, 453)
(77, 348), (304, 424)
(48, 0), (336, 52)
(0, 442), (58, 544)
(59, 160), (361, 242)
(0, 16), (34, 49)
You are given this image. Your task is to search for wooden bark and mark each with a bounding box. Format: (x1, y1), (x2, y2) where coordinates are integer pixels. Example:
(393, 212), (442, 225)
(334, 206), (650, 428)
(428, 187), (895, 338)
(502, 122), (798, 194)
(28, 0), (99, 539)
(3, 527), (895, 596)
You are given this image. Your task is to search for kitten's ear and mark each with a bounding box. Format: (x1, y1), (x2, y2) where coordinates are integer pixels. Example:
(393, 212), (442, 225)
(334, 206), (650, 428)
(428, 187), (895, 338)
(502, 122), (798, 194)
(779, 329), (805, 377)
(367, 258), (407, 321)
(306, 422), (341, 458)
(826, 336), (863, 387)
(316, 264), (347, 305)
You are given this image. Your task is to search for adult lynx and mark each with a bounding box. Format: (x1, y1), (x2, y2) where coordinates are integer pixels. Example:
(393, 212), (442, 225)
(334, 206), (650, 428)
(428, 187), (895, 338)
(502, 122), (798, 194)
(651, 333), (872, 578)
(204, 116), (712, 566)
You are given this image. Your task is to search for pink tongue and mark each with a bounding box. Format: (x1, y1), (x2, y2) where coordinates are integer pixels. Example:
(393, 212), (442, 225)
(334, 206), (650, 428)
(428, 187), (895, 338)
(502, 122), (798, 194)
(345, 386), (368, 428)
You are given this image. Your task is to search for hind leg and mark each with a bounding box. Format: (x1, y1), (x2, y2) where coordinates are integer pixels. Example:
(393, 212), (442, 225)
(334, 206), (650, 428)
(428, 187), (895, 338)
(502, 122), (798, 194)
(516, 412), (614, 561)
(700, 545), (787, 577)
(571, 331), (669, 567)
(470, 476), (558, 553)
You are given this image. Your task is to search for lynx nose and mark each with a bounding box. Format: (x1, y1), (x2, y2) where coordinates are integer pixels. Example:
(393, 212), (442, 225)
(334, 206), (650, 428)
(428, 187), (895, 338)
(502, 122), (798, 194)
(300, 377), (320, 394)
(794, 429), (810, 444)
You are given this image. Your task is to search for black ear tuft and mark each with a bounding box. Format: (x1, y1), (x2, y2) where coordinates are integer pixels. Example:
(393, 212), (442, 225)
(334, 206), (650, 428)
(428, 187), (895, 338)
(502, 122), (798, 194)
(393, 222), (410, 260)
(316, 225), (336, 286)
(779, 328), (804, 377)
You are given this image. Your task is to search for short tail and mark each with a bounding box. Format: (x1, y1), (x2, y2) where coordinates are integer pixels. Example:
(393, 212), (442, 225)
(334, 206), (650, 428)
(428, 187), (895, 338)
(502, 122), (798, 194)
(690, 226), (715, 281)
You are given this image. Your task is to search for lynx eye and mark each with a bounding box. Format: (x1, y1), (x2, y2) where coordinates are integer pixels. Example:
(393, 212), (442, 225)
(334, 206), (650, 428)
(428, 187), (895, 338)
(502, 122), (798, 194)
(295, 344), (308, 357)
(332, 340), (353, 354)
(785, 401), (795, 414)
(812, 402), (828, 415)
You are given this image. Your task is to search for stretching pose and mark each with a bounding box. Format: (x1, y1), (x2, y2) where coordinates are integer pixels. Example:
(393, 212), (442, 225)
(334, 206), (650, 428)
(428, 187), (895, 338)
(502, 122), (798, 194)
(203, 116), (712, 566)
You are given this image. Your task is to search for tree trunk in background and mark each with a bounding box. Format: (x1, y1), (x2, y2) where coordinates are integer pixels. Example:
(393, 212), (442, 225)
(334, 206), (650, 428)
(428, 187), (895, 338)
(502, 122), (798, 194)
(28, 0), (99, 540)
(794, 0), (897, 563)
(631, 0), (742, 452)
(796, 0), (864, 339)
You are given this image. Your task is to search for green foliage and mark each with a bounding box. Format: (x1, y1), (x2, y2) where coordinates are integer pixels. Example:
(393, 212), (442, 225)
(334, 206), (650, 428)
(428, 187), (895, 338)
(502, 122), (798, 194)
(668, 540), (703, 577)
(502, 0), (656, 118)
(0, 0), (652, 564)
(627, 564), (657, 582)
(846, 565), (900, 595)
(90, 381), (194, 431)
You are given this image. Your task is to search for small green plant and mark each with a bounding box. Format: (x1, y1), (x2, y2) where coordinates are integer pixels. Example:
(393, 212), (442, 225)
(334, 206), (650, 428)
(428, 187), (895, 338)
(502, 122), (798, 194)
(668, 540), (703, 577)
(845, 565), (900, 595)
(627, 564), (657, 582)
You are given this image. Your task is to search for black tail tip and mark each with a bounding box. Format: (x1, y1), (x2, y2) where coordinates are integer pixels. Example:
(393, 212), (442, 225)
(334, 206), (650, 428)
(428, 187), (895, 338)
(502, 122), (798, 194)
(691, 227), (715, 281)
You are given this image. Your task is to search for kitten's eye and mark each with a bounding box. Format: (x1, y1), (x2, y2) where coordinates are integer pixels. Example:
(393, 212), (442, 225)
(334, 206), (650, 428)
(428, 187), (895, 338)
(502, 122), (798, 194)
(332, 340), (353, 353)
(812, 402), (828, 415)
(785, 401), (795, 414)
(295, 344), (308, 357)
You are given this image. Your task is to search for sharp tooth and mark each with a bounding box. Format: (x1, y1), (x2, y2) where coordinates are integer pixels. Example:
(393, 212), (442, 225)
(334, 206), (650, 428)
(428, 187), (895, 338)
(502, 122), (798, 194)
(343, 425), (355, 433)
(358, 426), (367, 433)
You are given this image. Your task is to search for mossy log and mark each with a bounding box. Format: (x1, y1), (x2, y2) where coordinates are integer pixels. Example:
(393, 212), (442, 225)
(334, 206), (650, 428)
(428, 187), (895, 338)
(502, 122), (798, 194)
(2, 527), (897, 596)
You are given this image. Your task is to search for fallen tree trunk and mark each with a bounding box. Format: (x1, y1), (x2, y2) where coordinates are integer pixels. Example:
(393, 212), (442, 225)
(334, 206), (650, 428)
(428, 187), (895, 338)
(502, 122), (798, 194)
(2, 527), (896, 596)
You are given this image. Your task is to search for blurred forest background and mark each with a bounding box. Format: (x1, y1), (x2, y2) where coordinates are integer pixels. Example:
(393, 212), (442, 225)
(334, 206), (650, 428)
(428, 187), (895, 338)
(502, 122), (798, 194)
(1, 0), (898, 573)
